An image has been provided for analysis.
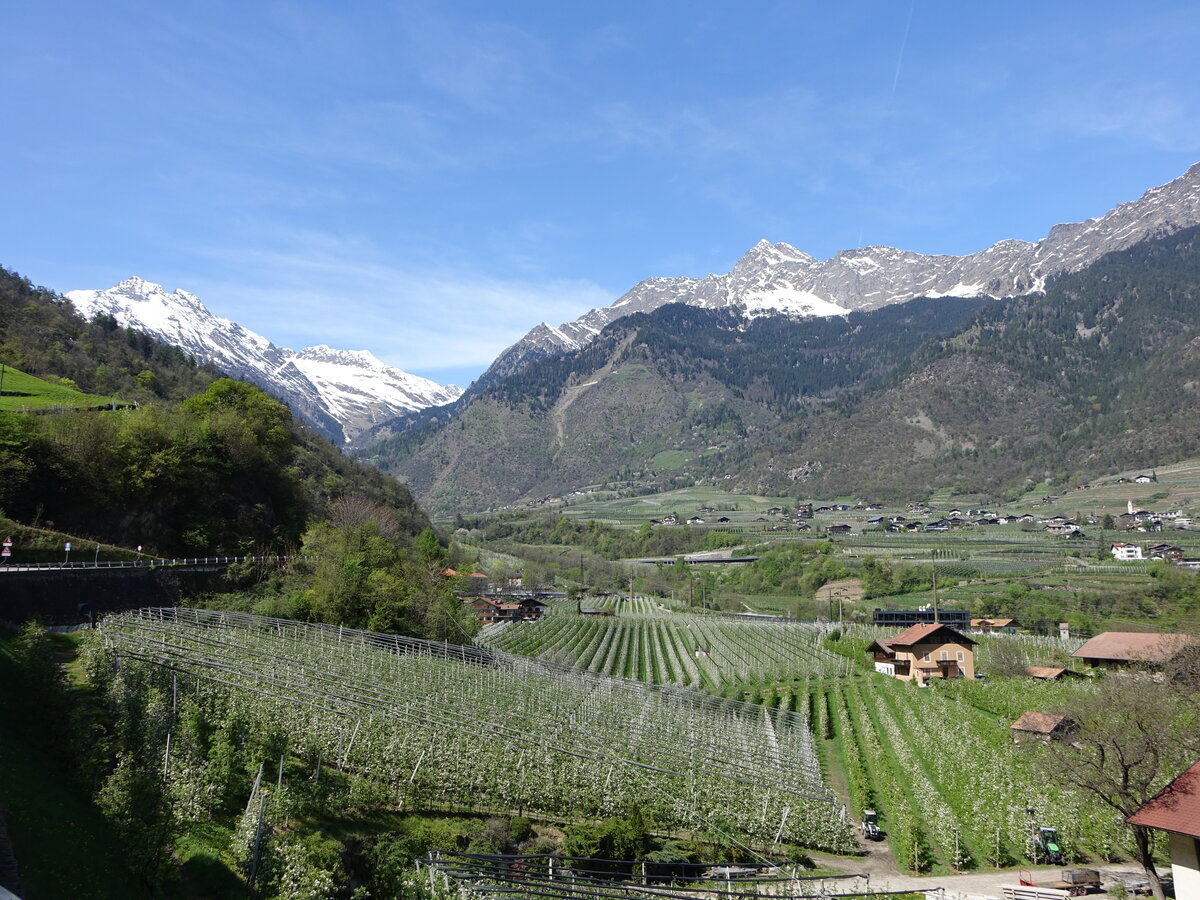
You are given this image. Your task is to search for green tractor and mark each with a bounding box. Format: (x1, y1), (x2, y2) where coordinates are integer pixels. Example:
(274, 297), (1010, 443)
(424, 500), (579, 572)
(1035, 826), (1065, 865)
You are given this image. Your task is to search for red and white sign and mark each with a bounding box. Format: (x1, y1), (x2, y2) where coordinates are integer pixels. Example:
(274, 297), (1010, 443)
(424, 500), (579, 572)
(1, 547), (10, 557)
(2, 536), (11, 547)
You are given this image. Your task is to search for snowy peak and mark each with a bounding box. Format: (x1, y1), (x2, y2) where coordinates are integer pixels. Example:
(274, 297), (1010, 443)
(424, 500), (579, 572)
(67, 280), (462, 445)
(733, 239), (814, 270)
(483, 161), (1200, 385)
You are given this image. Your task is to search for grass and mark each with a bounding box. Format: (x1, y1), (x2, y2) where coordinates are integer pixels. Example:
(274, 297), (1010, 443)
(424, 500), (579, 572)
(608, 363), (651, 381)
(650, 449), (690, 470)
(0, 364), (115, 410)
(173, 822), (246, 899)
(0, 631), (146, 898)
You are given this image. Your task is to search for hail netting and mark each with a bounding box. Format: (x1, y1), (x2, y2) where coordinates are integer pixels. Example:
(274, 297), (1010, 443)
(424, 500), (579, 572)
(99, 608), (854, 851)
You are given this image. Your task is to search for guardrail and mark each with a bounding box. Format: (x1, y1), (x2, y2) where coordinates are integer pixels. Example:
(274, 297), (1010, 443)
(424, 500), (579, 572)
(0, 556), (298, 573)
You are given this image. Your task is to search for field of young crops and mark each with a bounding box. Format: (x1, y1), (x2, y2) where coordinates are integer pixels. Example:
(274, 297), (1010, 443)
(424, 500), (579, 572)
(479, 609), (852, 688)
(97, 608), (856, 853)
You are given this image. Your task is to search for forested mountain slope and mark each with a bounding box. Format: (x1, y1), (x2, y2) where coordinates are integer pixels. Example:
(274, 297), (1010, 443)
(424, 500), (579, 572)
(0, 267), (429, 554)
(366, 226), (1200, 513)
(361, 295), (992, 513)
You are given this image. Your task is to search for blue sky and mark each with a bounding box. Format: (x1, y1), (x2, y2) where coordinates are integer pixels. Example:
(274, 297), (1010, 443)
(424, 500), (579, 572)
(5, 1), (1200, 387)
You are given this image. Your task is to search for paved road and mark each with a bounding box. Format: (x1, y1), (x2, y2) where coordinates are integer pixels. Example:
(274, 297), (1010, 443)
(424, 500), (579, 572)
(811, 850), (1157, 898)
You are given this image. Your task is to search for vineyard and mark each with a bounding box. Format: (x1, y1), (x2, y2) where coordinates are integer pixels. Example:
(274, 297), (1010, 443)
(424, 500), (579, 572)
(478, 607), (852, 688)
(97, 608), (856, 853)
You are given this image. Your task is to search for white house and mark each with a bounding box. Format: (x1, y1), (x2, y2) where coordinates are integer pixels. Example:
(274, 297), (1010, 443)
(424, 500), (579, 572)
(1128, 759), (1200, 899)
(1111, 542), (1144, 561)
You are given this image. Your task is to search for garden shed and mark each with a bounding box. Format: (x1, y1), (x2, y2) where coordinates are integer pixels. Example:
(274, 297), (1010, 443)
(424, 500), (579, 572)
(1010, 711), (1075, 744)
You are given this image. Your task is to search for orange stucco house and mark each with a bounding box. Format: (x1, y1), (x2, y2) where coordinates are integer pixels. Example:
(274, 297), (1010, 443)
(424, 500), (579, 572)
(866, 622), (976, 684)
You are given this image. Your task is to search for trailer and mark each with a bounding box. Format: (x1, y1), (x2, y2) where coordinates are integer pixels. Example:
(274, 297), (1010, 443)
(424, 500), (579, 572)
(1002, 885), (1070, 900)
(1017, 868), (1101, 896)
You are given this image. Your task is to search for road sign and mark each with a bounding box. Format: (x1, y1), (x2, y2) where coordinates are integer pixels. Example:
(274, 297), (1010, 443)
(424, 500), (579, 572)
(2, 537), (11, 547)
(1, 547), (9, 557)
(65, 541), (72, 551)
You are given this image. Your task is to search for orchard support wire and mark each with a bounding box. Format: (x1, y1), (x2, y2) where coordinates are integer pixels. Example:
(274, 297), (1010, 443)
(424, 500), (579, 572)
(99, 608), (854, 850)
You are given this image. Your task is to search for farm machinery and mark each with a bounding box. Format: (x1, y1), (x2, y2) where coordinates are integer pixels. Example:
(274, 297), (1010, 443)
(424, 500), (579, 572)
(1035, 826), (1065, 865)
(860, 810), (883, 841)
(1017, 867), (1101, 896)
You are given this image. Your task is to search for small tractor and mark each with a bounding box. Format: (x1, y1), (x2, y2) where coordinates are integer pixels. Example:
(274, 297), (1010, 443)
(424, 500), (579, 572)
(860, 810), (883, 841)
(1035, 826), (1065, 865)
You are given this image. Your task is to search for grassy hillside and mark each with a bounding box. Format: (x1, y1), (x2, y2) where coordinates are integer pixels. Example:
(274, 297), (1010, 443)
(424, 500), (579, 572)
(0, 364), (116, 410)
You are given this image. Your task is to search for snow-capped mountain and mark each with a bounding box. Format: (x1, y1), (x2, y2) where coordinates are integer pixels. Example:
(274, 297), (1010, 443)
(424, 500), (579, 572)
(483, 162), (1200, 384)
(66, 278), (462, 444)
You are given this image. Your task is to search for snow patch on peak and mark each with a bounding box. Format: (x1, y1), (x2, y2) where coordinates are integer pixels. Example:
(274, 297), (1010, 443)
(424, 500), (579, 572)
(67, 279), (461, 444)
(737, 239), (811, 267)
(297, 345), (383, 367)
(739, 288), (850, 318)
(113, 276), (163, 295)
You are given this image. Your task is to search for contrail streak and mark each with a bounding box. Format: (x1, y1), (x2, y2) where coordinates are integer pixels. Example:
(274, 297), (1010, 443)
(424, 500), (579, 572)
(891, 0), (916, 96)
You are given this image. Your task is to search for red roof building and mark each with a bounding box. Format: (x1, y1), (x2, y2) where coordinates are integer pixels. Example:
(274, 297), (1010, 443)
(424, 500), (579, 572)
(1072, 632), (1198, 670)
(1010, 711), (1075, 744)
(1127, 760), (1200, 896)
(866, 623), (976, 685)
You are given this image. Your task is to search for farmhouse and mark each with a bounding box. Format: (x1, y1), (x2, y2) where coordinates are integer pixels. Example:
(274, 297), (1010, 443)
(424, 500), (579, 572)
(1111, 541), (1144, 560)
(463, 595), (547, 625)
(866, 623), (976, 685)
(1010, 711), (1075, 744)
(971, 617), (1019, 634)
(1127, 759), (1200, 899)
(825, 523), (852, 534)
(1071, 631), (1199, 671)
(1148, 543), (1184, 560)
(1045, 522), (1081, 536)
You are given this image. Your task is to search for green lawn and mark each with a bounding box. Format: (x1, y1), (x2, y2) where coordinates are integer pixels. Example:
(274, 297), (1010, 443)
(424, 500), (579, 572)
(649, 449), (690, 470)
(0, 365), (115, 410)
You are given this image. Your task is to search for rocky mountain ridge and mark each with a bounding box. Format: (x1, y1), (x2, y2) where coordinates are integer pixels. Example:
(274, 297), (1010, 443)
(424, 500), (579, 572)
(482, 162), (1200, 384)
(67, 278), (462, 444)
(365, 224), (1200, 515)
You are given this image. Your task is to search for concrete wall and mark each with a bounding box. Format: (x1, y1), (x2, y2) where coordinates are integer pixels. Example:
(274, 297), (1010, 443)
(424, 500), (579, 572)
(1170, 832), (1200, 900)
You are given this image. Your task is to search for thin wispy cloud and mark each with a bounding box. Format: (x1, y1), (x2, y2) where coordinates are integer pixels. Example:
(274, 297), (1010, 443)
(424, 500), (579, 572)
(6, 1), (1200, 385)
(185, 229), (611, 372)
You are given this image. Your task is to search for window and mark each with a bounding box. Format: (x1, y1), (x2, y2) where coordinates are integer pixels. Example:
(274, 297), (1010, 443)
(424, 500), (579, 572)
(923, 651), (931, 662)
(940, 650), (949, 661)
(957, 650), (965, 662)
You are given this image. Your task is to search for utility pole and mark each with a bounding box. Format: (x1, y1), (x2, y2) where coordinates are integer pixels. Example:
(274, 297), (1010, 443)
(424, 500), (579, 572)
(931, 548), (939, 624)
